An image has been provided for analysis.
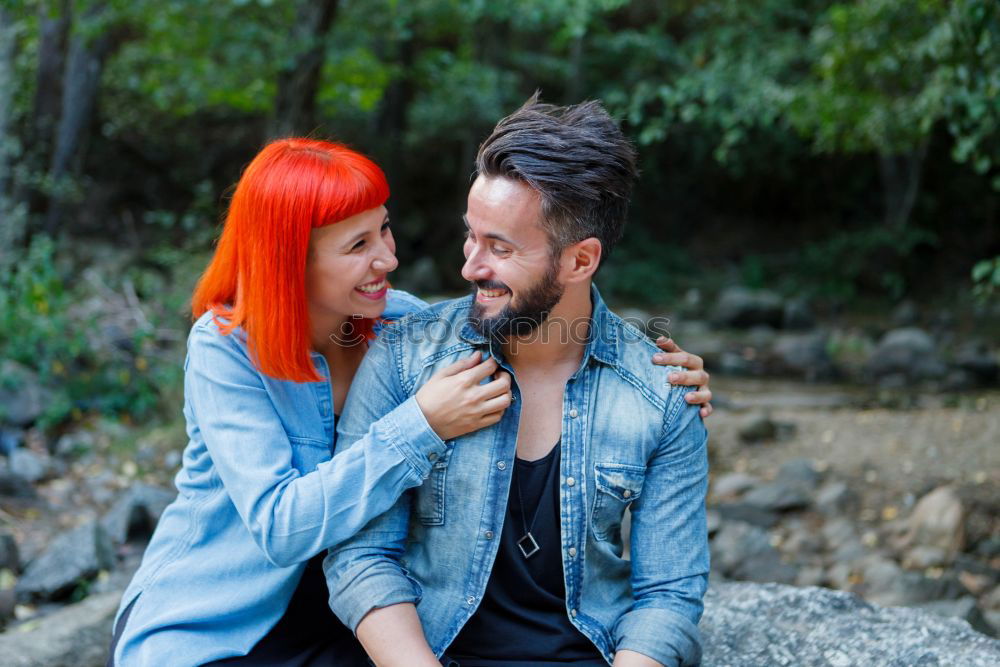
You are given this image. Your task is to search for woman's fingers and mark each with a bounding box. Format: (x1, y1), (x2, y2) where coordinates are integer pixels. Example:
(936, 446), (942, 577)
(435, 351), (483, 377)
(667, 369), (710, 388)
(653, 350), (704, 370)
(478, 371), (512, 398)
(480, 391), (512, 415)
(699, 403), (714, 418)
(684, 388), (713, 406)
(458, 354), (499, 385)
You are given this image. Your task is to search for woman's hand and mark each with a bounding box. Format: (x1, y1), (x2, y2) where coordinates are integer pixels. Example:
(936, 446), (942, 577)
(416, 351), (512, 441)
(652, 336), (713, 418)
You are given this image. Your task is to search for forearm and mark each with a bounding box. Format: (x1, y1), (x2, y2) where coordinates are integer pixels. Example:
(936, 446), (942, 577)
(614, 649), (665, 667)
(356, 602), (439, 667)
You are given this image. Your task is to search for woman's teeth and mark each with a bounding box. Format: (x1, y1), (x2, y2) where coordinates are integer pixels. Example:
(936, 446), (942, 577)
(356, 279), (387, 293)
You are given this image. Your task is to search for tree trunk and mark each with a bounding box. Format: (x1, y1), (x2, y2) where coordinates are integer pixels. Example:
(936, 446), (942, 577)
(43, 3), (119, 235)
(268, 0), (339, 139)
(0, 7), (21, 264)
(878, 142), (928, 230)
(13, 0), (71, 218)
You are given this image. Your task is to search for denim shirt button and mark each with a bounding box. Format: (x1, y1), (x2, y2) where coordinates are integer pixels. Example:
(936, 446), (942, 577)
(570, 608), (578, 617)
(566, 476), (576, 487)
(428, 452), (438, 462)
(484, 530), (494, 540)
(497, 461), (507, 471)
(466, 596), (476, 605)
(569, 408), (578, 418)
(568, 547), (577, 557)
(622, 489), (631, 499)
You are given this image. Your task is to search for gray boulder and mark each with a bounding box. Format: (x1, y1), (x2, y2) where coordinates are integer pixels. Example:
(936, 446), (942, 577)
(768, 332), (834, 380)
(0, 471), (36, 499)
(0, 532), (19, 572)
(868, 327), (945, 380)
(742, 482), (811, 512)
(0, 361), (53, 427)
(100, 483), (177, 546)
(702, 582), (1000, 666)
(713, 287), (784, 329)
(710, 521), (797, 584)
(15, 521), (114, 600)
(0, 591), (120, 666)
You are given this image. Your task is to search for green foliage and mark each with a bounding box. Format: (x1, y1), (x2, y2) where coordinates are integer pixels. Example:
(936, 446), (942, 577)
(972, 256), (1000, 301)
(791, 225), (938, 303)
(0, 236), (185, 426)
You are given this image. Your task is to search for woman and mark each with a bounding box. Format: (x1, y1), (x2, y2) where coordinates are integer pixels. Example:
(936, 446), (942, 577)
(108, 138), (712, 665)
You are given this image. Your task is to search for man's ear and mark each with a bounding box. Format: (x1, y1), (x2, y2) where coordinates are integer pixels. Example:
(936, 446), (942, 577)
(561, 237), (602, 284)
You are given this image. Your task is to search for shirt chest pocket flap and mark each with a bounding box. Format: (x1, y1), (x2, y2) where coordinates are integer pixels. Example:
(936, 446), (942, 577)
(591, 462), (645, 542)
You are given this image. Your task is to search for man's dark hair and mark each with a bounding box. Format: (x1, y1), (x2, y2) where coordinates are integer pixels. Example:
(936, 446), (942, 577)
(475, 92), (638, 263)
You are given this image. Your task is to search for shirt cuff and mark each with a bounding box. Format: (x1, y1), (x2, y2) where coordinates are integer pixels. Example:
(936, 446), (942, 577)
(326, 560), (422, 632)
(381, 395), (448, 480)
(614, 607), (702, 666)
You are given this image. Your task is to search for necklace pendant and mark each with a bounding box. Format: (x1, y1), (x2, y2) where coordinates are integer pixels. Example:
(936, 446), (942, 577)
(517, 532), (540, 559)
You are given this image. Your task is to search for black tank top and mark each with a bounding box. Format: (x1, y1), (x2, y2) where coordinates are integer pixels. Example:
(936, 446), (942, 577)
(445, 444), (605, 666)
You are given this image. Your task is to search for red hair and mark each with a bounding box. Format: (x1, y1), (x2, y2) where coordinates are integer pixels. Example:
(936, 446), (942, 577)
(192, 138), (390, 382)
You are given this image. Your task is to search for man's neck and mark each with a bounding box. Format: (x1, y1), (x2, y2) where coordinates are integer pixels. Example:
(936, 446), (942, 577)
(502, 282), (593, 372)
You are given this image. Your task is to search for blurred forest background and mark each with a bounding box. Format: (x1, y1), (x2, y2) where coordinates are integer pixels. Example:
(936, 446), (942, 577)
(0, 0), (998, 428)
(1, 1), (1000, 652)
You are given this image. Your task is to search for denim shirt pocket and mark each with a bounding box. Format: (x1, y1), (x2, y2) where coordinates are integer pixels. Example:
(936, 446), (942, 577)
(415, 445), (452, 526)
(287, 436), (333, 474)
(591, 462), (645, 542)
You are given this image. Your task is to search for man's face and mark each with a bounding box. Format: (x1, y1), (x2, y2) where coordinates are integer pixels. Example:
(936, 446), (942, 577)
(461, 175), (564, 338)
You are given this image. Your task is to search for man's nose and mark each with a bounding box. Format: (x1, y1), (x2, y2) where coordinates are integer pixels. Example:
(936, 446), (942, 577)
(461, 246), (490, 283)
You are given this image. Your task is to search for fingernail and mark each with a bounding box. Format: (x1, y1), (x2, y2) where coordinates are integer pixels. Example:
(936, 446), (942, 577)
(668, 373), (679, 382)
(656, 335), (666, 342)
(654, 354), (666, 362)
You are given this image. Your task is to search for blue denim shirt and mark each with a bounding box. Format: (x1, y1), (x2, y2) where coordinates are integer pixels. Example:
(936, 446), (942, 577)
(325, 286), (709, 666)
(111, 289), (444, 666)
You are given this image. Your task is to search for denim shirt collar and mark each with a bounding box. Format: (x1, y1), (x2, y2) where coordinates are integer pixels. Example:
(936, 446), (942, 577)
(457, 283), (619, 369)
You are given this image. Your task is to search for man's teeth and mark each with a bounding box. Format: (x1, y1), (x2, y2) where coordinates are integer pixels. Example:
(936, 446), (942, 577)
(479, 288), (508, 298)
(357, 280), (386, 293)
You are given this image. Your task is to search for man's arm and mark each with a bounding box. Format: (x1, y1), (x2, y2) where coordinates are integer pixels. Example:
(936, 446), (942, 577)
(323, 331), (437, 660)
(355, 603), (438, 666)
(613, 386), (709, 667)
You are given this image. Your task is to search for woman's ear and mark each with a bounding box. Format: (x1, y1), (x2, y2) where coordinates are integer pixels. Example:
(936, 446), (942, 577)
(561, 237), (602, 284)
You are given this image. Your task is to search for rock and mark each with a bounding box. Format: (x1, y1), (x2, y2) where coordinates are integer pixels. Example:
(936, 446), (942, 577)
(795, 565), (826, 587)
(917, 596), (996, 637)
(0, 533), (19, 572)
(53, 430), (97, 459)
(903, 545), (951, 569)
(891, 300), (920, 327)
(768, 332), (834, 380)
(738, 413), (795, 443)
(781, 520), (824, 555)
(984, 585), (1000, 611)
(712, 287), (785, 329)
(100, 483), (176, 546)
(742, 482), (811, 512)
(815, 480), (858, 515)
(711, 472), (761, 498)
(0, 590), (121, 666)
(714, 502), (781, 529)
(776, 458), (822, 487)
(15, 521), (114, 600)
(901, 485), (964, 561)
(710, 521), (797, 584)
(822, 517), (859, 550)
(701, 582), (1000, 666)
(0, 472), (36, 499)
(7, 449), (52, 484)
(0, 427), (23, 456)
(868, 327), (946, 380)
(954, 341), (999, 386)
(0, 361), (53, 427)
(782, 298), (815, 330)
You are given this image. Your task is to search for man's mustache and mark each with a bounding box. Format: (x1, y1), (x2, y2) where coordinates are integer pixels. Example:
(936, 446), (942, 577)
(473, 280), (509, 292)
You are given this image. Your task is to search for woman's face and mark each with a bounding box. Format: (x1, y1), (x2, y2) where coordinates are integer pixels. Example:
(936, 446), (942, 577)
(305, 205), (398, 327)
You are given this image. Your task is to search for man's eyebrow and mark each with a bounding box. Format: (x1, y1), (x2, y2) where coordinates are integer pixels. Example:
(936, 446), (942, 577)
(462, 214), (517, 246)
(343, 213), (389, 248)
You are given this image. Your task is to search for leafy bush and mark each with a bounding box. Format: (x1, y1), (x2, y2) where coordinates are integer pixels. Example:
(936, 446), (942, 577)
(0, 235), (185, 427)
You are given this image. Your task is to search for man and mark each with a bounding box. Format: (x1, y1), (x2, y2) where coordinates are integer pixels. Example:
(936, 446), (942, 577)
(325, 96), (708, 667)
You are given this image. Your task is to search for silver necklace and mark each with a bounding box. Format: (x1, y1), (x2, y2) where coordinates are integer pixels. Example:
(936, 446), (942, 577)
(514, 464), (542, 559)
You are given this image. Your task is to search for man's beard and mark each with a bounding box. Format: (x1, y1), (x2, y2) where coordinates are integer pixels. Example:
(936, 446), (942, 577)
(469, 261), (564, 340)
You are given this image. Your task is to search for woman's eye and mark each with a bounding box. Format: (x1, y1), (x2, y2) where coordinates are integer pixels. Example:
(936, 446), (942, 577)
(351, 240), (365, 251)
(381, 221), (391, 232)
(492, 245), (511, 256)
